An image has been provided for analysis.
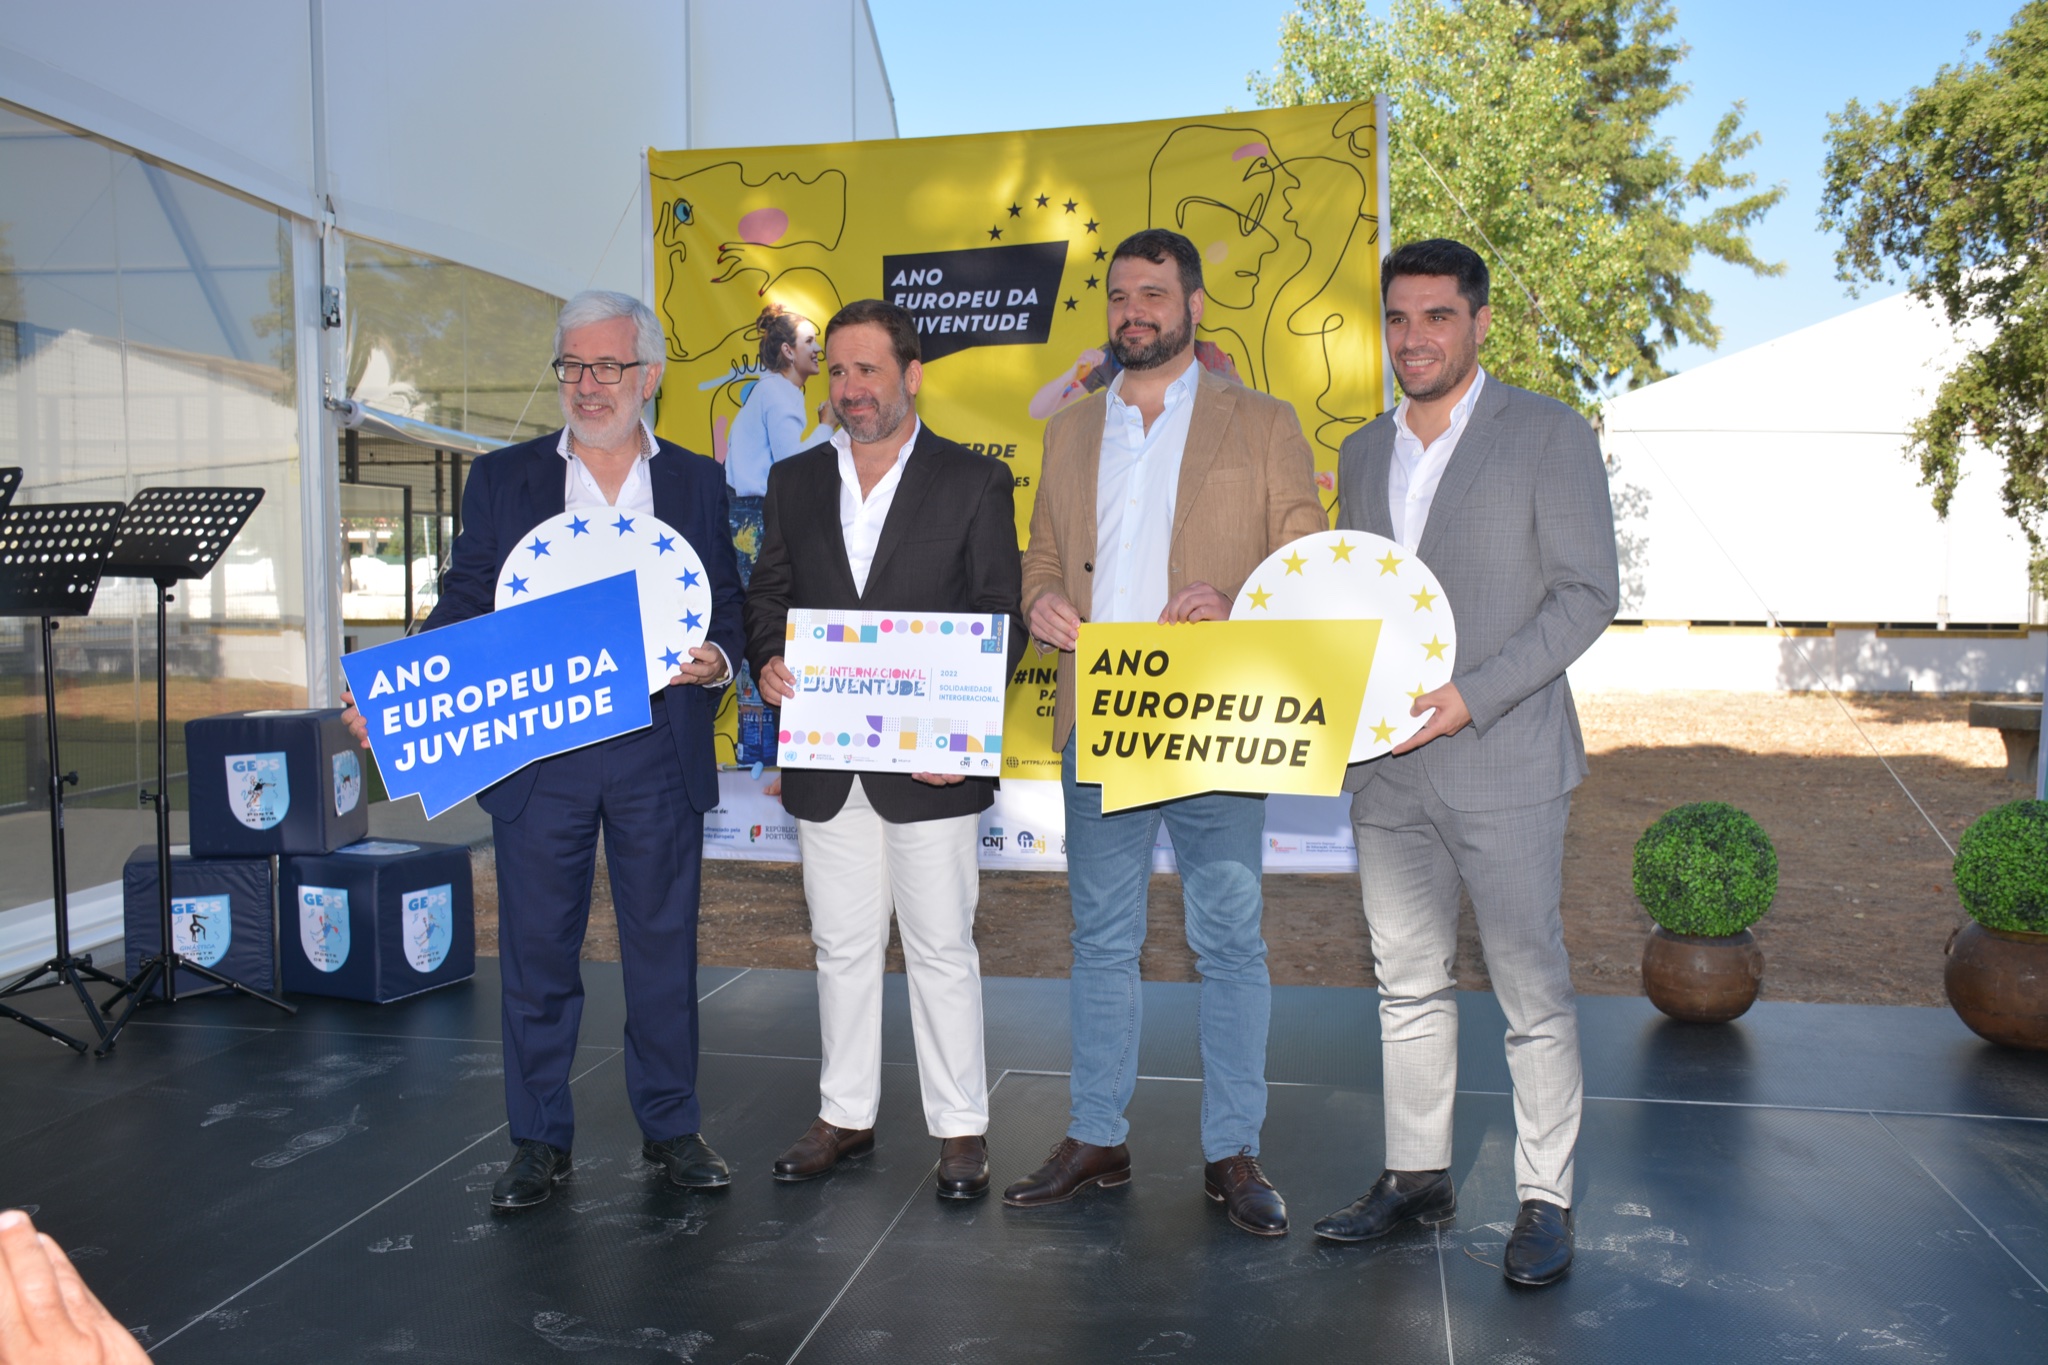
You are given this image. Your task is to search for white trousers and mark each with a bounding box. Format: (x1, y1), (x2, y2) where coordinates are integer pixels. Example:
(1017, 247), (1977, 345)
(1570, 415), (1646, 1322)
(797, 780), (989, 1136)
(1351, 761), (1582, 1208)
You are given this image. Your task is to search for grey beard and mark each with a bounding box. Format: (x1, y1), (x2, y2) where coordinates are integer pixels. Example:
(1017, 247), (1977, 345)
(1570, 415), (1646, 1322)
(834, 394), (914, 445)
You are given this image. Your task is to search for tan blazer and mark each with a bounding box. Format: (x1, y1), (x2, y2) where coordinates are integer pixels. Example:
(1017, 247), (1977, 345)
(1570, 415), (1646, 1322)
(1021, 367), (1328, 752)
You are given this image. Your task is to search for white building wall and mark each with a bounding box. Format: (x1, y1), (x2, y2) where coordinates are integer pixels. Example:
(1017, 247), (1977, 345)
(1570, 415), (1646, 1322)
(1570, 625), (2048, 695)
(689, 1), (885, 151)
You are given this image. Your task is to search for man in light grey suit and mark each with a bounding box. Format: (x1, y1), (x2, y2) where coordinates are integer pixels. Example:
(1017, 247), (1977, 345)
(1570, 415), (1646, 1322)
(1312, 239), (1617, 1286)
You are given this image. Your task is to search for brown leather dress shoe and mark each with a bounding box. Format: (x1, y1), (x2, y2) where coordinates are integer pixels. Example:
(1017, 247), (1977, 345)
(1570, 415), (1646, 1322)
(1203, 1149), (1288, 1236)
(771, 1118), (874, 1182)
(935, 1135), (990, 1200)
(1001, 1137), (1132, 1208)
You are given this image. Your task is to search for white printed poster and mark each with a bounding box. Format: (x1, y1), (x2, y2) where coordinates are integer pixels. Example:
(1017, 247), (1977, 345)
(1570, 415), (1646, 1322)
(775, 609), (1009, 776)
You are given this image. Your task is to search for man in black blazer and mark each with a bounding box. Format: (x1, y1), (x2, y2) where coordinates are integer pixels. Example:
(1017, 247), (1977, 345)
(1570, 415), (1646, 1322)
(745, 299), (1024, 1200)
(347, 291), (744, 1210)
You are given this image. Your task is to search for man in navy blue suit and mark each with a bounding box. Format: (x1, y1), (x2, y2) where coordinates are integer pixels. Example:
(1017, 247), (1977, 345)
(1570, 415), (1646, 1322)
(344, 290), (744, 1209)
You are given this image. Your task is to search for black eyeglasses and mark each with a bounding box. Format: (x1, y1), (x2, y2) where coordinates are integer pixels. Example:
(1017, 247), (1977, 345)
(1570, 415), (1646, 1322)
(552, 359), (649, 384)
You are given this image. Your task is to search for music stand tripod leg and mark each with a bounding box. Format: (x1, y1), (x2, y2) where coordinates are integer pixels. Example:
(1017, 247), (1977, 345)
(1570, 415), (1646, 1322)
(0, 999), (88, 1054)
(96, 555), (295, 1057)
(0, 499), (134, 1052)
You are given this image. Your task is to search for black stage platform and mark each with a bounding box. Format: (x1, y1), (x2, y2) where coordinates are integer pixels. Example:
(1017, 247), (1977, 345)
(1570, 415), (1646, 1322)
(4, 963), (2045, 1362)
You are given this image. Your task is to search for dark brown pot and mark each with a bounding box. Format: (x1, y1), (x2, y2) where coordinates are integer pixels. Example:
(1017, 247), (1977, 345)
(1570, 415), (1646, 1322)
(1944, 921), (2048, 1051)
(1641, 926), (1764, 1023)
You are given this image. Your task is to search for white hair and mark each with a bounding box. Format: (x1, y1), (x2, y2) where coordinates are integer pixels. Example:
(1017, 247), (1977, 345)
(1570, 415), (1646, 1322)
(554, 290), (665, 366)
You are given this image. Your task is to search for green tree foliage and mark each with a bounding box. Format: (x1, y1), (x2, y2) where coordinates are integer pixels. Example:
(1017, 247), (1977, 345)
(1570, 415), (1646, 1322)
(0, 223), (26, 326)
(1255, 0), (1783, 411)
(344, 238), (564, 441)
(1820, 5), (2048, 549)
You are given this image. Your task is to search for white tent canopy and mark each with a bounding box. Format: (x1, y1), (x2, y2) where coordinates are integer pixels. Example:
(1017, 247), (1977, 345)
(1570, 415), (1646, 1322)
(1602, 291), (2032, 627)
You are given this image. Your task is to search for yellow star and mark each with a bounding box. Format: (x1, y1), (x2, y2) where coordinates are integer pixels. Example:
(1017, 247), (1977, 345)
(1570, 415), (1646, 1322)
(1282, 551), (1307, 575)
(1329, 538), (1356, 563)
(1246, 584), (1273, 610)
(1370, 718), (1397, 744)
(1407, 682), (1428, 701)
(1376, 551), (1403, 576)
(1411, 586), (1439, 612)
(1422, 634), (1448, 660)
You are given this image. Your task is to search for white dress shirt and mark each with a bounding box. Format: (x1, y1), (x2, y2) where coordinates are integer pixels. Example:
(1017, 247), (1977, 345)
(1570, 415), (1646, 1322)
(1388, 367), (1487, 552)
(834, 419), (920, 596)
(1092, 357), (1199, 623)
(559, 419), (657, 515)
(557, 419), (728, 685)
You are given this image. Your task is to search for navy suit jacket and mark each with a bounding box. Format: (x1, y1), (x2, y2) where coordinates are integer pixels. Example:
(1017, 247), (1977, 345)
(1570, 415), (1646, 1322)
(423, 429), (745, 822)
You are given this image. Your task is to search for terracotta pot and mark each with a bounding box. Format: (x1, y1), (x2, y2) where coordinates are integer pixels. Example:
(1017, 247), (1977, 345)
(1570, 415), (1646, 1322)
(1641, 926), (1763, 1023)
(1944, 921), (2048, 1051)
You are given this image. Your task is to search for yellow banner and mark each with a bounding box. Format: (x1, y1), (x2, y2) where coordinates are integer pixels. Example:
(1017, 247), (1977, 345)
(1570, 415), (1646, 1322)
(1074, 621), (1377, 812)
(1003, 650), (1065, 780)
(651, 103), (1387, 772)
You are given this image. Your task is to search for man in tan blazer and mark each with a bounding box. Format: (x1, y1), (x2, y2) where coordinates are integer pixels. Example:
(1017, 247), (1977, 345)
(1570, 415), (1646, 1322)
(1003, 228), (1326, 1236)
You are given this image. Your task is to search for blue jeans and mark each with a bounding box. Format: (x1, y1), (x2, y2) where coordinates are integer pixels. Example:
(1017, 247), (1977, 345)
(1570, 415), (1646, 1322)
(1061, 736), (1270, 1160)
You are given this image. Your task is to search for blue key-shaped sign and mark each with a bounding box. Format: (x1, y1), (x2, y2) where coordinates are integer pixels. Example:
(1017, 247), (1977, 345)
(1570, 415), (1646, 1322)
(342, 572), (651, 817)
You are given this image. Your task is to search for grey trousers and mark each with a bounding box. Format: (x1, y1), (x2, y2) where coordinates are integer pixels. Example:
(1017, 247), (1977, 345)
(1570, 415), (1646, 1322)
(1350, 760), (1581, 1207)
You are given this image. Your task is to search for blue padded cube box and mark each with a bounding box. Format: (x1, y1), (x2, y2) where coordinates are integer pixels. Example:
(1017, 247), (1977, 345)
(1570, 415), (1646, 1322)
(186, 708), (369, 857)
(279, 840), (474, 1002)
(121, 846), (275, 998)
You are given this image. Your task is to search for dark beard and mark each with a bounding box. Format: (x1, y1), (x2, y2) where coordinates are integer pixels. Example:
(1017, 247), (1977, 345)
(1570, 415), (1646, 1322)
(1108, 306), (1194, 371)
(1394, 346), (1477, 403)
(832, 387), (915, 445)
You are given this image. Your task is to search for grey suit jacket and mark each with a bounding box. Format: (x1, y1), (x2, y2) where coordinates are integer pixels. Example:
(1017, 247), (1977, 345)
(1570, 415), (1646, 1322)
(1337, 378), (1618, 812)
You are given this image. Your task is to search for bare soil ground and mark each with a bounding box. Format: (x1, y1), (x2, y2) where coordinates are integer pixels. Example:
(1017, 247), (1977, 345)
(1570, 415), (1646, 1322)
(470, 691), (2022, 1008)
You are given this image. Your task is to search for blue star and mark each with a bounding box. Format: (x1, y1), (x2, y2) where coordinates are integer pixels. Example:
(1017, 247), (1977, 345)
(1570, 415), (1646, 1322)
(611, 514), (636, 535)
(677, 568), (701, 588)
(506, 574), (530, 596)
(652, 534), (676, 555)
(681, 610), (703, 632)
(567, 516), (591, 537)
(526, 536), (550, 558)
(660, 647), (684, 669)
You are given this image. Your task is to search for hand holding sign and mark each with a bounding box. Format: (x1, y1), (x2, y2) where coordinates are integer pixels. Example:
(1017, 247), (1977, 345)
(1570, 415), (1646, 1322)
(494, 510), (712, 695)
(1073, 619), (1375, 812)
(343, 573), (651, 817)
(1229, 530), (1457, 761)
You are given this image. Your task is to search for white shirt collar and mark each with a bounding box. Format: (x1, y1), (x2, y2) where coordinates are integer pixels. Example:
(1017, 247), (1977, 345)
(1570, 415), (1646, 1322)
(1106, 352), (1201, 411)
(1392, 367), (1487, 448)
(828, 417), (920, 470)
(556, 418), (659, 462)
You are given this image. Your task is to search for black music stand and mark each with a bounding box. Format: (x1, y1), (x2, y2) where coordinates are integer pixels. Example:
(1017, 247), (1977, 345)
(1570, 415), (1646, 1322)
(95, 487), (294, 1053)
(0, 499), (134, 1053)
(0, 468), (20, 510)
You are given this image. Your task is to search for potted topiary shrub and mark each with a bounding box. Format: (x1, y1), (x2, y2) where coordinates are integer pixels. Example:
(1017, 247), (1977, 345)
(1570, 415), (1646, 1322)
(1944, 799), (2048, 1050)
(1632, 802), (1778, 1023)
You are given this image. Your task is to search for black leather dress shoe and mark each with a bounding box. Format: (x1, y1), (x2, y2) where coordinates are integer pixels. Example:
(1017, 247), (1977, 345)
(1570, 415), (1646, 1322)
(772, 1118), (875, 1182)
(491, 1140), (571, 1209)
(1204, 1150), (1289, 1236)
(935, 1135), (990, 1200)
(1503, 1199), (1573, 1285)
(1313, 1168), (1456, 1242)
(1001, 1138), (1131, 1207)
(644, 1133), (732, 1189)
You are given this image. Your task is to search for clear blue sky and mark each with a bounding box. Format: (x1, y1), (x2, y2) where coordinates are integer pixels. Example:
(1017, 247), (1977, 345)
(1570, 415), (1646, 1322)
(866, 0), (2021, 374)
